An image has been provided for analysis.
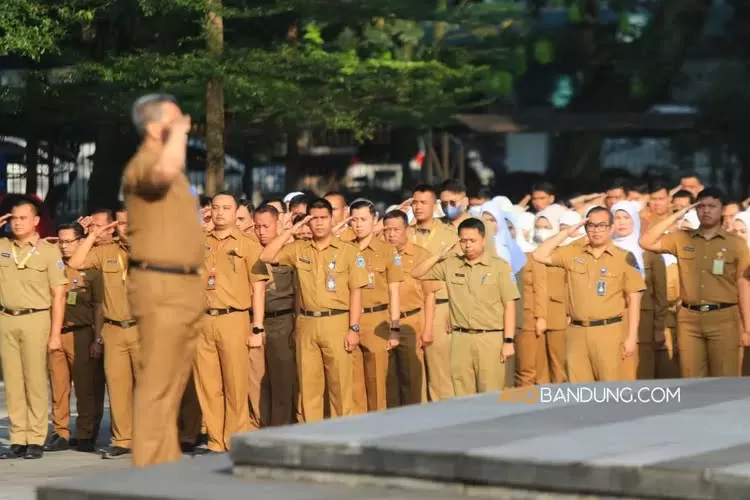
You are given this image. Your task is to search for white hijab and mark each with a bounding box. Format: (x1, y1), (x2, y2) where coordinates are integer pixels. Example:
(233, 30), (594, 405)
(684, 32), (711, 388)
(733, 212), (750, 248)
(535, 204), (567, 232)
(480, 200), (527, 275)
(559, 210), (585, 246)
(506, 211), (536, 253)
(611, 201), (645, 277)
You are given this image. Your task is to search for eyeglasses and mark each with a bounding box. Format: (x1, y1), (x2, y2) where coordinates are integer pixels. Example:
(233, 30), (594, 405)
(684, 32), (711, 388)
(585, 223), (611, 232)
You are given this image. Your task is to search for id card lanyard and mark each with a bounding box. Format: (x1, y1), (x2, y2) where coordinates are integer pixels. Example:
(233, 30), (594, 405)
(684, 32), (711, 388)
(11, 236), (40, 269)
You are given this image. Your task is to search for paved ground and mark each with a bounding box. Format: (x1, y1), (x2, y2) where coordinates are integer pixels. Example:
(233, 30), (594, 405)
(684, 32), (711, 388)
(0, 382), (130, 500)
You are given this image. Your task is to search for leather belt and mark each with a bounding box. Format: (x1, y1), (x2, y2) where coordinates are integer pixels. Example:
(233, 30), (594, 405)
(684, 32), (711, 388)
(453, 327), (503, 334)
(129, 260), (201, 276)
(266, 308), (294, 319)
(300, 309), (347, 318)
(62, 324), (89, 334)
(400, 307), (421, 319)
(205, 307), (244, 317)
(362, 304), (388, 314)
(436, 298), (449, 305)
(0, 306), (49, 317)
(683, 302), (736, 312)
(104, 318), (137, 329)
(570, 316), (623, 328)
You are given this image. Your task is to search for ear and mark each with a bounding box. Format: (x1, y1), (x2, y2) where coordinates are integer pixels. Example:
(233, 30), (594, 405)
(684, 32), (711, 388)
(33, 215), (40, 228)
(144, 121), (162, 140)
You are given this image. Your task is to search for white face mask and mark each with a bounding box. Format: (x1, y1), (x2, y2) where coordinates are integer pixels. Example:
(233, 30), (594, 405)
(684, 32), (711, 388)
(468, 206), (483, 218)
(533, 228), (555, 243)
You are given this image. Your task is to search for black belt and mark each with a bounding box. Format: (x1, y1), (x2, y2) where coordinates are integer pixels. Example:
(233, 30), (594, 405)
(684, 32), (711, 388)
(570, 316), (623, 328)
(62, 324), (89, 334)
(129, 260), (201, 276)
(453, 327), (504, 334)
(205, 307), (245, 317)
(0, 306), (49, 317)
(266, 308), (294, 319)
(683, 302), (736, 312)
(436, 298), (449, 305)
(400, 307), (421, 319)
(363, 304), (388, 314)
(300, 309), (347, 318)
(104, 318), (137, 329)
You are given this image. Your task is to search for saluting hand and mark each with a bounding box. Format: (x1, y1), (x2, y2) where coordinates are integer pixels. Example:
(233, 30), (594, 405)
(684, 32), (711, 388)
(0, 213), (11, 228)
(567, 218), (587, 236)
(439, 240), (459, 259)
(76, 216), (93, 232)
(398, 198), (413, 211)
(91, 221), (118, 238)
(333, 216), (353, 234)
(171, 114), (192, 135)
(291, 215), (313, 234)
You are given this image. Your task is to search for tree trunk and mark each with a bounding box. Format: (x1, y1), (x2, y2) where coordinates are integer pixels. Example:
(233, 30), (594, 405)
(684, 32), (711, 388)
(205, 0), (225, 196)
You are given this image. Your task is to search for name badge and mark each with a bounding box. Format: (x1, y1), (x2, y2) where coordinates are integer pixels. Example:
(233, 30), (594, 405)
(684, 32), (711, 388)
(454, 273), (465, 278)
(366, 272), (375, 289)
(683, 247), (695, 252)
(326, 274), (336, 291)
(712, 259), (724, 276)
(596, 280), (606, 296)
(66, 291), (78, 306)
(207, 271), (216, 290)
(299, 258), (311, 264)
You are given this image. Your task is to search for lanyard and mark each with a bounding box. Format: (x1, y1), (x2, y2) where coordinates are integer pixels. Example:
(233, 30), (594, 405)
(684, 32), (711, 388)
(11, 239), (39, 269)
(117, 252), (127, 281)
(411, 225), (436, 248)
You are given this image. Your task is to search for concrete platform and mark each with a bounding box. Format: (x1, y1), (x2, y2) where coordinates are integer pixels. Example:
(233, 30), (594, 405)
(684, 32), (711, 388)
(37, 378), (750, 499)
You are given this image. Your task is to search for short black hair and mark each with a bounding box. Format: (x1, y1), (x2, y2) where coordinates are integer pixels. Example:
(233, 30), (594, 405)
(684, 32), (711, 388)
(306, 198), (333, 216)
(412, 184), (437, 198)
(113, 202), (126, 215)
(647, 180), (670, 195)
(531, 181), (555, 196)
(680, 171), (702, 183)
(349, 199), (377, 217)
(631, 183), (647, 195)
(470, 187), (493, 200)
(254, 204), (279, 218)
(199, 195), (212, 208)
(239, 199), (254, 214)
(696, 187), (725, 205)
(439, 179), (467, 196)
(90, 207), (113, 220)
(58, 222), (85, 239)
(288, 195), (308, 211)
(212, 191), (238, 207)
(323, 191), (345, 201)
(606, 178), (631, 194)
(725, 200), (742, 209)
(672, 190), (695, 203)
(383, 209), (408, 226)
(458, 217), (485, 237)
(11, 197), (40, 216)
(262, 198), (287, 213)
(586, 205), (614, 224)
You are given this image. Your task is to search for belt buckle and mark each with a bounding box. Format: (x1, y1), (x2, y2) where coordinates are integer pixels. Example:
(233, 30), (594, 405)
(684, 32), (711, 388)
(210, 310), (219, 316)
(11, 310), (21, 316)
(119, 321), (129, 328)
(312, 311), (322, 317)
(699, 304), (710, 312)
(582, 321), (590, 327)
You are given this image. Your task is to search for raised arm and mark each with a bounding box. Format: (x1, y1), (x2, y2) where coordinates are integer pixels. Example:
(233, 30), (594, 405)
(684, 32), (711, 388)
(640, 203), (696, 252)
(533, 220), (585, 265)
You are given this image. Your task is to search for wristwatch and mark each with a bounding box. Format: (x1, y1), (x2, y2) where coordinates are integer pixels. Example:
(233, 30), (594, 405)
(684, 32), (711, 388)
(503, 337), (514, 344)
(390, 327), (401, 332)
(349, 324), (360, 333)
(95, 337), (104, 345)
(252, 327), (265, 335)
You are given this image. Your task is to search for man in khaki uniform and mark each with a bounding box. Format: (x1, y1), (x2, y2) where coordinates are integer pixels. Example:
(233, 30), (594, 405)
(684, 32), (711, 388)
(45, 222), (105, 454)
(640, 188), (750, 378)
(413, 218), (519, 394)
(439, 179), (470, 230)
(346, 199), (402, 413)
(0, 200), (67, 460)
(254, 204), (299, 426)
(69, 210), (138, 460)
(123, 94), (206, 467)
(514, 255), (549, 386)
(260, 198), (368, 422)
(195, 193), (268, 453)
(534, 207), (645, 382)
(383, 210), (435, 406)
(635, 250), (668, 379)
(407, 185), (457, 401)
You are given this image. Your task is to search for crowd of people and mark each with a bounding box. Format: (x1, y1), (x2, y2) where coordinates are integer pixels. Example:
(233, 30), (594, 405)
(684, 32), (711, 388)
(1, 94), (749, 468)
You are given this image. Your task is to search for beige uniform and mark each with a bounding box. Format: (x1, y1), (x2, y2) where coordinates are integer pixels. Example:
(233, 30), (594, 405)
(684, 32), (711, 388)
(0, 237), (68, 446)
(424, 253), (520, 395)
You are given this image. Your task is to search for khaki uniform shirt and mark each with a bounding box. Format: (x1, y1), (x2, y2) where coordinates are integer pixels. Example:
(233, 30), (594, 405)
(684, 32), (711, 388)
(64, 266), (104, 327)
(641, 251), (668, 335)
(659, 228), (750, 305)
(204, 228), (268, 310)
(357, 237), (404, 308)
(397, 242), (440, 313)
(83, 241), (132, 321)
(0, 237), (68, 310)
(122, 145), (205, 268)
(406, 219), (457, 300)
(337, 227), (356, 243)
(549, 242), (646, 322)
(277, 238), (369, 311)
(424, 252), (520, 330)
(263, 264), (296, 313)
(542, 265), (568, 331)
(521, 255), (547, 332)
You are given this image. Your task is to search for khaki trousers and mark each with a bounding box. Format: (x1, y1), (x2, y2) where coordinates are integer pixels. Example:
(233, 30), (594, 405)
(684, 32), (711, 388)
(566, 323), (623, 383)
(178, 373), (203, 445)
(352, 309), (390, 413)
(48, 326), (105, 440)
(194, 312), (252, 452)
(102, 321), (139, 448)
(677, 306), (741, 378)
(515, 329), (566, 386)
(0, 312), (50, 446)
(296, 314), (352, 423)
(423, 302), (454, 401)
(655, 327), (681, 379)
(450, 332), (505, 395)
(129, 271), (204, 468)
(387, 311), (426, 407)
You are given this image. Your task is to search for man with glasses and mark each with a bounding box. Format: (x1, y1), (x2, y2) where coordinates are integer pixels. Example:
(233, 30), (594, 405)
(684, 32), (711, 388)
(533, 207), (645, 382)
(439, 179), (470, 230)
(640, 188), (750, 378)
(45, 222), (105, 454)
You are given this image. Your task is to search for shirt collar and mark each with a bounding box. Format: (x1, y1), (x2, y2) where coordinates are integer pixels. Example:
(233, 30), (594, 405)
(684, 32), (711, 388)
(208, 227), (240, 241)
(460, 252), (491, 267)
(400, 242), (418, 256)
(689, 228), (728, 240)
(12, 233), (40, 248)
(583, 242), (616, 256)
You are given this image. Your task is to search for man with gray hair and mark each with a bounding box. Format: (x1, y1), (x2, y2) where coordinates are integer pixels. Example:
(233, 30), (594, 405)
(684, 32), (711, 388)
(121, 94), (206, 467)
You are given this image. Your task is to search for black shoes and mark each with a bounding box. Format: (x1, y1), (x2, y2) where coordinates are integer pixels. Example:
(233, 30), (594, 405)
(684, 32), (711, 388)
(76, 438), (97, 453)
(180, 442), (196, 454)
(43, 433), (70, 452)
(24, 445), (43, 459)
(0, 444), (27, 459)
(101, 445), (131, 459)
